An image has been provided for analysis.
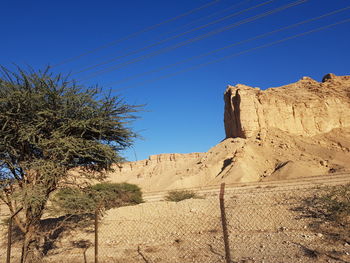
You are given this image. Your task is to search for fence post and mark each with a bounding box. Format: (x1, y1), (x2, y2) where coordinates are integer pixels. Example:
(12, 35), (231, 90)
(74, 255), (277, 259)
(95, 208), (99, 263)
(219, 183), (231, 263)
(7, 207), (23, 263)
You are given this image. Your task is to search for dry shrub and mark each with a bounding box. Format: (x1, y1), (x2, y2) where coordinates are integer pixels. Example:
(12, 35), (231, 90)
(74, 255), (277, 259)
(165, 190), (201, 202)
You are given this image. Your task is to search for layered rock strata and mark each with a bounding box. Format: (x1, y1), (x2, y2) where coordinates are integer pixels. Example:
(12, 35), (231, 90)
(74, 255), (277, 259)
(107, 74), (350, 191)
(224, 74), (350, 138)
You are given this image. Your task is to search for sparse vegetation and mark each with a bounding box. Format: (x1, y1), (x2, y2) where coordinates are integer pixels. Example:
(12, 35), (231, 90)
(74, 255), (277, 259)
(52, 183), (143, 215)
(297, 184), (350, 244)
(316, 184), (350, 225)
(165, 190), (201, 202)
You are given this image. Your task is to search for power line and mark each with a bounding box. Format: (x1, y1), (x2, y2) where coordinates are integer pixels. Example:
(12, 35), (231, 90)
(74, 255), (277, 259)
(166, 0), (253, 35)
(105, 5), (350, 87)
(80, 0), (308, 81)
(73, 0), (276, 75)
(51, 0), (221, 68)
(115, 18), (350, 91)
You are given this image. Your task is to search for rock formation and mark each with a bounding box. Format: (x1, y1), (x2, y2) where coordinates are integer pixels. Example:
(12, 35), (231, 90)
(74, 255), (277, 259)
(108, 74), (350, 191)
(224, 74), (350, 139)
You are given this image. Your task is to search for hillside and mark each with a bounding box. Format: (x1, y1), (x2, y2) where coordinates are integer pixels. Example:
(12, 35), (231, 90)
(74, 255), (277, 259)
(2, 74), (350, 263)
(107, 74), (350, 192)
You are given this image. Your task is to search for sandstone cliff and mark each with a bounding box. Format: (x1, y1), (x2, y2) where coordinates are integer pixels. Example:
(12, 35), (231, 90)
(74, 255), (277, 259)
(107, 74), (350, 191)
(224, 74), (350, 138)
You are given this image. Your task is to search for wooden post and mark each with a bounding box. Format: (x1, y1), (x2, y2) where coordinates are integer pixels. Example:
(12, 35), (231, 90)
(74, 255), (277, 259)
(95, 208), (99, 263)
(219, 183), (232, 263)
(7, 207), (23, 263)
(6, 215), (13, 263)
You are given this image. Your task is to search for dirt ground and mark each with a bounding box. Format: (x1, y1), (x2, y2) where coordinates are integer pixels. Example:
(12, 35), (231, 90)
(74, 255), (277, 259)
(2, 175), (349, 263)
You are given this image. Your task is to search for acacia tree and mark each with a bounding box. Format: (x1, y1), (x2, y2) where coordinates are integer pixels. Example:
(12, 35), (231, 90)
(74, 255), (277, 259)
(0, 67), (140, 262)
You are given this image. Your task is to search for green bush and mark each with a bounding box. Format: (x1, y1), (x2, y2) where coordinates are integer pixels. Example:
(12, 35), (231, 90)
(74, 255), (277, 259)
(89, 182), (143, 209)
(165, 190), (200, 202)
(52, 182), (143, 214)
(52, 188), (97, 214)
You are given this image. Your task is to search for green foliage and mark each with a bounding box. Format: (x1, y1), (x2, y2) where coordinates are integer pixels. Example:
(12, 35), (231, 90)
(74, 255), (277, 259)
(0, 66), (141, 261)
(52, 183), (143, 214)
(52, 188), (97, 215)
(0, 66), (140, 208)
(0, 67), (139, 178)
(89, 182), (143, 209)
(165, 190), (201, 202)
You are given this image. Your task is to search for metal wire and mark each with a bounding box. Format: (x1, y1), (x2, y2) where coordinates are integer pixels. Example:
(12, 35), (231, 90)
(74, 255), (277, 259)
(73, 0), (277, 75)
(80, 0), (308, 81)
(104, 5), (350, 87)
(51, 0), (221, 68)
(114, 18), (350, 92)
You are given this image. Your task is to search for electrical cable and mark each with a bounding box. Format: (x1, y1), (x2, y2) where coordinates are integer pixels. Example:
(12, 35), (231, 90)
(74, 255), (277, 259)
(80, 0), (308, 81)
(166, 0), (253, 35)
(114, 18), (350, 91)
(51, 0), (221, 68)
(73, 0), (277, 75)
(105, 5), (350, 87)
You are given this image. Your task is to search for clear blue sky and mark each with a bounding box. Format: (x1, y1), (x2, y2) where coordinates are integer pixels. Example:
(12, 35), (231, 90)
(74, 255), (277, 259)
(1, 0), (350, 161)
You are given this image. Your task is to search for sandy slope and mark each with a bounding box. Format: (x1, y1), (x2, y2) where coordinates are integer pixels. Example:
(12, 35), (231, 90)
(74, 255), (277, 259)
(106, 74), (350, 192)
(107, 127), (350, 192)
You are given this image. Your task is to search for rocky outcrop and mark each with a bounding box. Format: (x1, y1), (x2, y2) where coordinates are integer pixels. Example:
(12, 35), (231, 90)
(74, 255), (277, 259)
(115, 153), (203, 173)
(224, 74), (350, 139)
(107, 74), (350, 191)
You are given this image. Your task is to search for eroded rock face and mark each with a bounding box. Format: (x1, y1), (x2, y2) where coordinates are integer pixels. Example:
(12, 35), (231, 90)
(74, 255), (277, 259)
(224, 74), (350, 139)
(107, 74), (350, 191)
(116, 153), (204, 173)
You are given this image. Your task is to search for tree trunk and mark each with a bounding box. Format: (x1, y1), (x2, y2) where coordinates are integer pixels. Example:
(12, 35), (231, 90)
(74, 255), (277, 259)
(21, 223), (43, 263)
(19, 178), (54, 263)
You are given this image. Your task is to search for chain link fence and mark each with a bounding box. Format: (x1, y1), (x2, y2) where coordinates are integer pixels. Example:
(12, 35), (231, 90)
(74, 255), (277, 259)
(96, 196), (225, 263)
(2, 183), (350, 262)
(225, 185), (350, 263)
